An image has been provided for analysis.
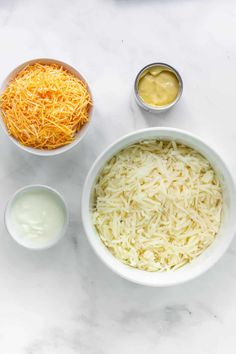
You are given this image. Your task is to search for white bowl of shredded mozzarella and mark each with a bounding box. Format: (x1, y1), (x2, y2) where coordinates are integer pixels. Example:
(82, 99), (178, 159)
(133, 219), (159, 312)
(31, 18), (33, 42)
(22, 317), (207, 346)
(82, 128), (236, 286)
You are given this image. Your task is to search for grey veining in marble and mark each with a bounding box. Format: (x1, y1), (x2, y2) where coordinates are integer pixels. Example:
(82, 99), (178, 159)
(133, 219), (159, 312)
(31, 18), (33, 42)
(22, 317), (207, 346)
(0, 0), (236, 353)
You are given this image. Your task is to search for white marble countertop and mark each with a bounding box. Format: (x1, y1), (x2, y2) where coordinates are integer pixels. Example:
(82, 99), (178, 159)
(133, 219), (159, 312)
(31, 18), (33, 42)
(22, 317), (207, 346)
(0, 0), (236, 353)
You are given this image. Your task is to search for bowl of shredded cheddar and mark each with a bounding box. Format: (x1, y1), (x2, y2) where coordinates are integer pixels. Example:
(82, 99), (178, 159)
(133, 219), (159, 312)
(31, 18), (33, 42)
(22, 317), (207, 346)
(0, 58), (93, 156)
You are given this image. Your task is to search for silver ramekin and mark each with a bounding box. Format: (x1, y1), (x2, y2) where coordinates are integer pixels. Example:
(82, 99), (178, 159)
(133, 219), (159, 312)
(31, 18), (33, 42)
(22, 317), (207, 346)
(134, 62), (183, 113)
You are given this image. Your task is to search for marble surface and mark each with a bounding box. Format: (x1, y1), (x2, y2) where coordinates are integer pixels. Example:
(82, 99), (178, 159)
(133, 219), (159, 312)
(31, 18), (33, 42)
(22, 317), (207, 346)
(0, 0), (236, 353)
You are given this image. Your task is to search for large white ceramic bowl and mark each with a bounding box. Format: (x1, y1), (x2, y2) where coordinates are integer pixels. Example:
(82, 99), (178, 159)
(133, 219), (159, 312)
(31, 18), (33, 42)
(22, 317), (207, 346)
(81, 128), (236, 287)
(0, 58), (93, 156)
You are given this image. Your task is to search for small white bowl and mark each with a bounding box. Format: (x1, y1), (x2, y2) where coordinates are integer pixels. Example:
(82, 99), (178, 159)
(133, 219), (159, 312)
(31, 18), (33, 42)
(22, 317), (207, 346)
(81, 128), (236, 286)
(5, 184), (69, 250)
(0, 58), (93, 156)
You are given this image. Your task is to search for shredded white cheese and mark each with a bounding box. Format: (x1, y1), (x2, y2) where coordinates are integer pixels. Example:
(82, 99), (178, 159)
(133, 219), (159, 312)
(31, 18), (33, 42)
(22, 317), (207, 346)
(92, 140), (223, 272)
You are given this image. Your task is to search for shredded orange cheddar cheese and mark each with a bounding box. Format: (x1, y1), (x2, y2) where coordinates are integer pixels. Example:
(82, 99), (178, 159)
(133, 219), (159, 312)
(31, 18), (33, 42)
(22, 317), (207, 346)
(0, 63), (92, 150)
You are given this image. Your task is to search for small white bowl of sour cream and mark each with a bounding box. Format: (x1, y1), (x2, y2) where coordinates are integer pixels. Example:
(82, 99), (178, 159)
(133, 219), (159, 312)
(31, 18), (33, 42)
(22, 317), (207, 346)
(5, 185), (68, 250)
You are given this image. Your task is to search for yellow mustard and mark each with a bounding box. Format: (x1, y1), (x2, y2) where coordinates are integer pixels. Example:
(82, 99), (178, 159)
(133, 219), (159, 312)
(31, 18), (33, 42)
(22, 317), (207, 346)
(138, 66), (179, 107)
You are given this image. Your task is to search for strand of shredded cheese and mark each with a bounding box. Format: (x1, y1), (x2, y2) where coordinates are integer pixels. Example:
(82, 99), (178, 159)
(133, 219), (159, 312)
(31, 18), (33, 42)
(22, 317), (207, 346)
(92, 140), (223, 272)
(0, 63), (92, 150)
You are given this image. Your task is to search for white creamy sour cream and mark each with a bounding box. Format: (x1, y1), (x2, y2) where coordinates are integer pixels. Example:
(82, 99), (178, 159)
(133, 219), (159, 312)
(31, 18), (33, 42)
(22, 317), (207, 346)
(8, 187), (67, 249)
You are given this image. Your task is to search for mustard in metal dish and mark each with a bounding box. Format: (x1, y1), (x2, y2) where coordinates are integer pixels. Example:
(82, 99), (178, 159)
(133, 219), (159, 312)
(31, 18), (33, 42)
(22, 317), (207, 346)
(138, 66), (180, 107)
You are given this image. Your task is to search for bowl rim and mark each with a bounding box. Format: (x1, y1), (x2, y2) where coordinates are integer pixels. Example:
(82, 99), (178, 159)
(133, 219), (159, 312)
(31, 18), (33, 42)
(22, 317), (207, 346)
(5, 184), (69, 250)
(0, 58), (93, 157)
(81, 127), (236, 286)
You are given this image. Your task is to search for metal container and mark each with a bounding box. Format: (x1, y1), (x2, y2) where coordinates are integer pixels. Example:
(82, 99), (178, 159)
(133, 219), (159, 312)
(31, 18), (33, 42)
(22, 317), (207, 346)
(134, 62), (183, 113)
